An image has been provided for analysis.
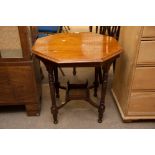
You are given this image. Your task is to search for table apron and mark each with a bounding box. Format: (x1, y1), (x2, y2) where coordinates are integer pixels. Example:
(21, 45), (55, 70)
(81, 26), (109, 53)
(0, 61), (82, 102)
(37, 55), (119, 67)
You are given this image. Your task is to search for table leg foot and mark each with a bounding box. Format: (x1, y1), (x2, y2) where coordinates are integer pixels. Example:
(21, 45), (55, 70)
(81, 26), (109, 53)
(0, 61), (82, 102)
(51, 107), (58, 124)
(54, 120), (58, 124)
(98, 119), (102, 123)
(98, 103), (105, 123)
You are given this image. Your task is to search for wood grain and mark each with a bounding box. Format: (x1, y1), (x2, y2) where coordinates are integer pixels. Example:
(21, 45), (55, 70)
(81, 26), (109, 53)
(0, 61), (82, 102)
(32, 32), (122, 64)
(0, 64), (37, 104)
(112, 89), (155, 120)
(132, 67), (155, 90)
(33, 32), (122, 123)
(112, 26), (142, 114)
(0, 27), (41, 116)
(112, 26), (155, 120)
(137, 41), (155, 65)
(142, 26), (155, 38)
(128, 91), (155, 115)
(0, 67), (16, 103)
(18, 26), (31, 60)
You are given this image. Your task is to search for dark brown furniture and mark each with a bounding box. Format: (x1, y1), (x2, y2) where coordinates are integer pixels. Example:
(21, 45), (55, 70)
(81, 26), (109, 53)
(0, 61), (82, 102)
(0, 26), (42, 116)
(32, 32), (122, 124)
(89, 26), (120, 38)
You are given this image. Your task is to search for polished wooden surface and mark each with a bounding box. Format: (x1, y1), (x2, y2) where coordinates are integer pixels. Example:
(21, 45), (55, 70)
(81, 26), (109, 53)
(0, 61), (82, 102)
(32, 32), (122, 64)
(32, 32), (122, 124)
(128, 91), (155, 115)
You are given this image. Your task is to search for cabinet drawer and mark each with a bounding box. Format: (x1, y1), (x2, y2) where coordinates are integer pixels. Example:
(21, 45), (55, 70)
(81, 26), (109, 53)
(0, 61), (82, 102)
(128, 91), (155, 115)
(132, 67), (155, 90)
(142, 26), (155, 38)
(137, 41), (155, 64)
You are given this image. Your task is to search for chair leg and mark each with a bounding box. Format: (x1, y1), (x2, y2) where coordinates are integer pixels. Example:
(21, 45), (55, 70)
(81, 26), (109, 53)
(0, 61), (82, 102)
(89, 26), (93, 32)
(54, 67), (60, 98)
(94, 67), (99, 97)
(73, 67), (76, 76)
(63, 26), (69, 33)
(96, 26), (99, 33)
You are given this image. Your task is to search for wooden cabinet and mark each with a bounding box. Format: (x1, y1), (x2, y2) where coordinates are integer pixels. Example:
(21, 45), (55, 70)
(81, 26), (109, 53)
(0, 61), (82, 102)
(112, 26), (155, 121)
(0, 26), (42, 116)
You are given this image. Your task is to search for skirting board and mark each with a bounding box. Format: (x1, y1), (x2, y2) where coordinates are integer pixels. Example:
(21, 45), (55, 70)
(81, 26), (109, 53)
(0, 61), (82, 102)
(111, 89), (155, 121)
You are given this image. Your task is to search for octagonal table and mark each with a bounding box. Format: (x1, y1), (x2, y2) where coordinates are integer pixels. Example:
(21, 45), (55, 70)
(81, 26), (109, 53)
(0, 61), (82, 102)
(32, 32), (122, 124)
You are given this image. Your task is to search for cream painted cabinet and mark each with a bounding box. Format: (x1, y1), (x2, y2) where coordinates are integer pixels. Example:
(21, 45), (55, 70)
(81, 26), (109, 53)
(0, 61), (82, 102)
(112, 26), (155, 121)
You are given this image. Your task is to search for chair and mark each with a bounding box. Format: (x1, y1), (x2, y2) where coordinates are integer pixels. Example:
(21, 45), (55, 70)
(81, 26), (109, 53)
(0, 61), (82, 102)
(37, 26), (63, 38)
(89, 26), (120, 72)
(89, 26), (107, 34)
(103, 26), (120, 71)
(106, 26), (120, 40)
(89, 26), (120, 97)
(89, 26), (120, 40)
(63, 26), (70, 33)
(38, 26), (62, 34)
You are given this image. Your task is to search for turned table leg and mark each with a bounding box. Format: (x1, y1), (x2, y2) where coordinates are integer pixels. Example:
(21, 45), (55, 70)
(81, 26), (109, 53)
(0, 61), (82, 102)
(48, 66), (58, 124)
(98, 63), (111, 123)
(43, 61), (58, 124)
(94, 67), (99, 97)
(54, 66), (60, 98)
(98, 67), (103, 84)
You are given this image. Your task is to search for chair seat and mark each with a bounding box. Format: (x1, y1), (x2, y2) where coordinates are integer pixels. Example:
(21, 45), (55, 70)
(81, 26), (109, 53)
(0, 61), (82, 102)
(38, 26), (59, 33)
(37, 33), (48, 38)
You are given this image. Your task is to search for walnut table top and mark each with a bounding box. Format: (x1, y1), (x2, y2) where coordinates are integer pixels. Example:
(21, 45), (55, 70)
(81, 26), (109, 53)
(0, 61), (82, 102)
(32, 32), (122, 64)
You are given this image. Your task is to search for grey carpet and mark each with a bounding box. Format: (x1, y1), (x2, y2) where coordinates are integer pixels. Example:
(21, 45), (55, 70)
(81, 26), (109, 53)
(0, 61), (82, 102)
(0, 66), (155, 129)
